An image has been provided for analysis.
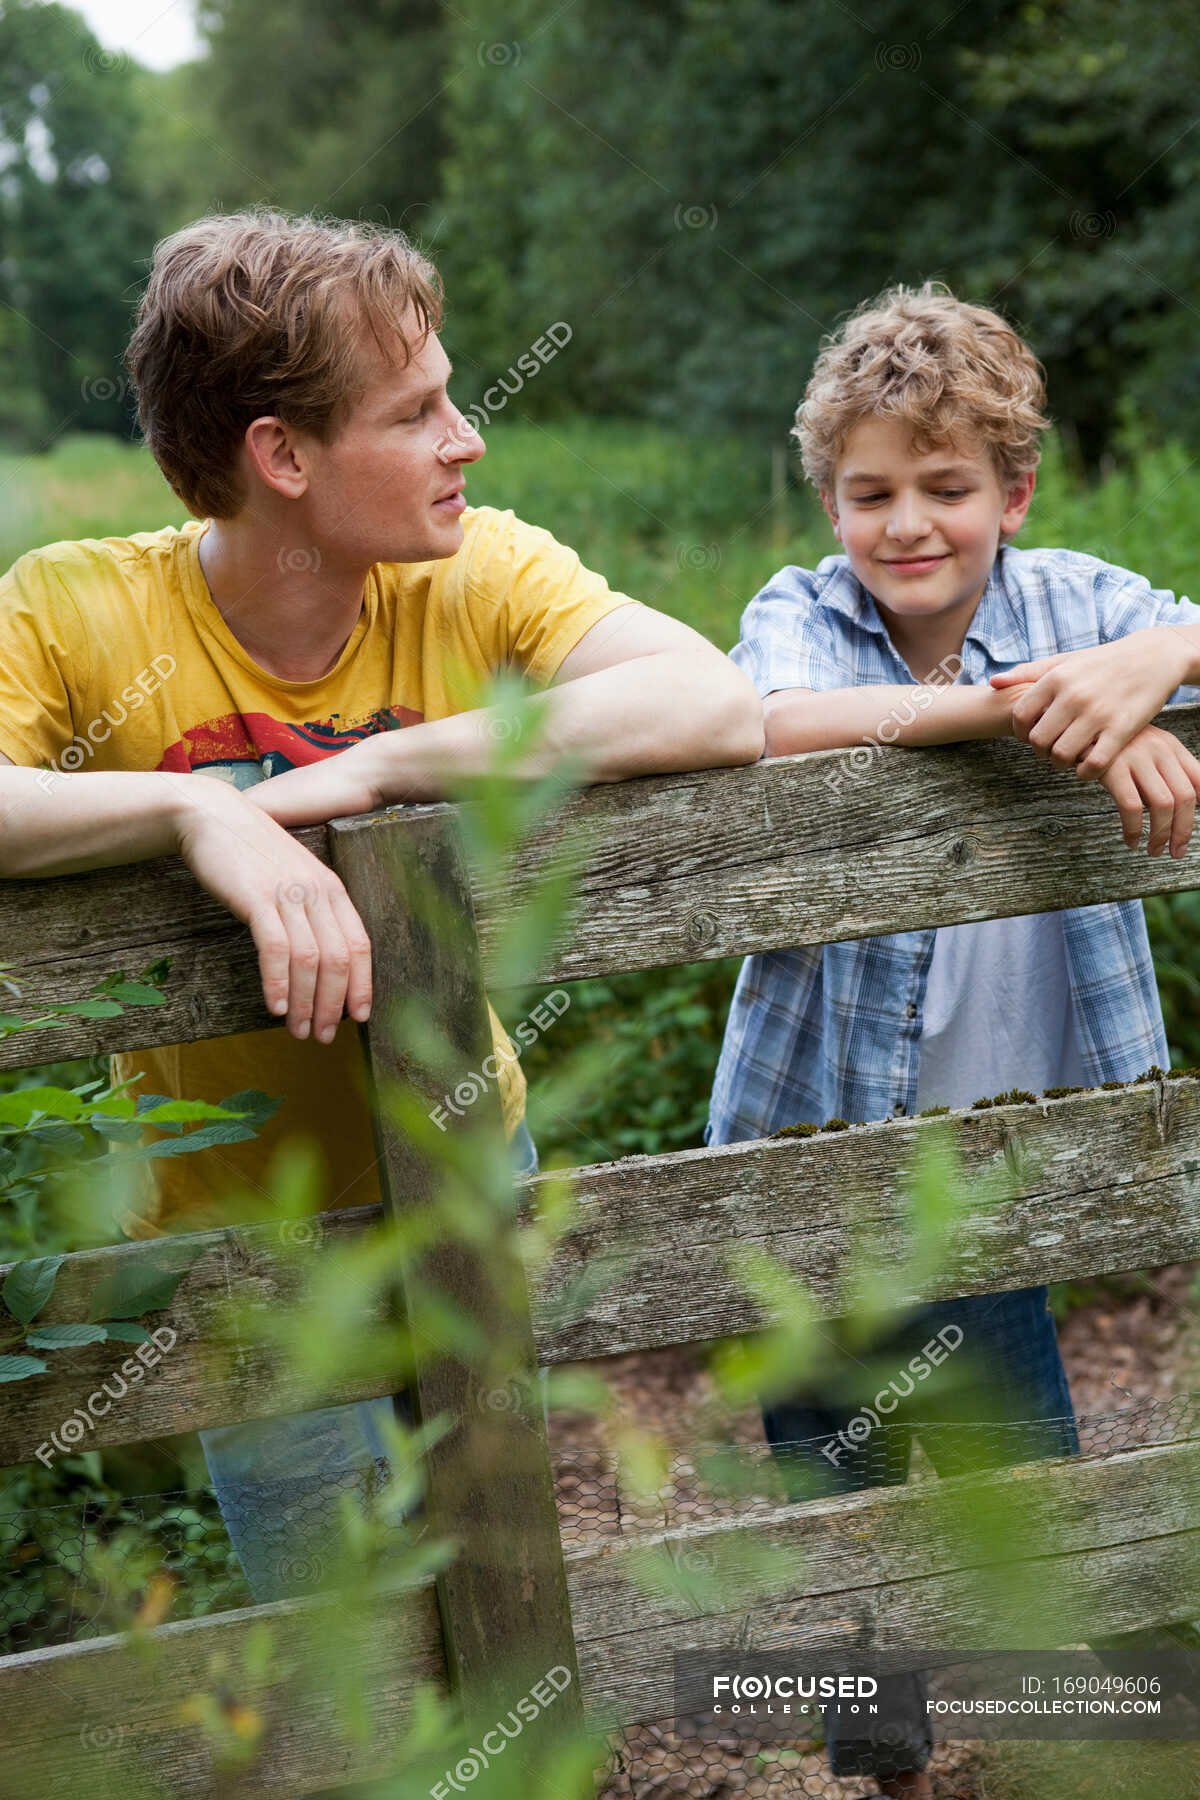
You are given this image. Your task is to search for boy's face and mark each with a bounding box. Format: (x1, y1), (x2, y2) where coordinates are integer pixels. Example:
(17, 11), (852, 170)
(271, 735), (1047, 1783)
(289, 312), (485, 566)
(822, 417), (1034, 639)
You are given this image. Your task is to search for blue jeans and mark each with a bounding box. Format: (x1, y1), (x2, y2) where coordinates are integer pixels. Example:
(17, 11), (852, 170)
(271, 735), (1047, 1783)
(201, 1121), (539, 1604)
(761, 1285), (1078, 1779)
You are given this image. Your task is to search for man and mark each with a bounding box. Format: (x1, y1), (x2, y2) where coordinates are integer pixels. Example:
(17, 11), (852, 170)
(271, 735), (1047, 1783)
(0, 209), (762, 1604)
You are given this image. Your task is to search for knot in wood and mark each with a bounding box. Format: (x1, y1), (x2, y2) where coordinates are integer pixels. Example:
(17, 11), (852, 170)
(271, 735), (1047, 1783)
(949, 835), (978, 867)
(686, 909), (720, 948)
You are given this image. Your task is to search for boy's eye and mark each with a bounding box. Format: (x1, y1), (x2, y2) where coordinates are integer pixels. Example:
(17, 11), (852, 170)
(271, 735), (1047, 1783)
(937, 487), (968, 499)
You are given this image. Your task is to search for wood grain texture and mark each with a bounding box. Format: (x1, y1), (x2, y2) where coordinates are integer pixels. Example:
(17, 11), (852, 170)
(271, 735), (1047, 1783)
(0, 1584), (446, 1799)
(0, 1439), (1193, 1787)
(569, 1438), (1200, 1726)
(328, 809), (583, 1728)
(3, 1079), (1199, 1466)
(3, 705), (1200, 1066)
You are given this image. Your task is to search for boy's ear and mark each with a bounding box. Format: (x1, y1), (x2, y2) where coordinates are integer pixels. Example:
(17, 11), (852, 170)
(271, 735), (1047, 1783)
(820, 489), (842, 541)
(1000, 469), (1036, 538)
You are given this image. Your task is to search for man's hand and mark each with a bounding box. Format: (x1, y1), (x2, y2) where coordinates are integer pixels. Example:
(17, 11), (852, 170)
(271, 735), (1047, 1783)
(175, 777), (372, 1042)
(990, 627), (1193, 778)
(1098, 725), (1200, 859)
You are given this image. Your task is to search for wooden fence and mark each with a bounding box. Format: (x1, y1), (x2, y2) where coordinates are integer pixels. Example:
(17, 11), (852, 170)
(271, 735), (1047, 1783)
(2, 716), (1200, 1796)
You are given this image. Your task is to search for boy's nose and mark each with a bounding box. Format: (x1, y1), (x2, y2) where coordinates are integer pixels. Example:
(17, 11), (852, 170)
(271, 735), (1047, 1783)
(886, 500), (932, 542)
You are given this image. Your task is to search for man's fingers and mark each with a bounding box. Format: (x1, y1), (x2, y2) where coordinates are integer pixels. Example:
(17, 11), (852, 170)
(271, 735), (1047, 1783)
(276, 880), (322, 1036)
(249, 911), (293, 1018)
(328, 886), (374, 1023)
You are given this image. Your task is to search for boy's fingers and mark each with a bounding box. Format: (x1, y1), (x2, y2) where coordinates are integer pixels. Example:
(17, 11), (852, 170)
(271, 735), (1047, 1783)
(1076, 730), (1121, 781)
(1025, 693), (1082, 758)
(990, 653), (1067, 689)
(1137, 765), (1175, 857)
(1105, 766), (1144, 848)
(1154, 751), (1197, 858)
(1044, 714), (1103, 772)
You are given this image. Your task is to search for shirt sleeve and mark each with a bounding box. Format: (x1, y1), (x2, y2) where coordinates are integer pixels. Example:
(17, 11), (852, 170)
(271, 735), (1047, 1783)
(0, 549), (90, 767)
(462, 508), (638, 686)
(731, 570), (851, 697)
(1095, 565), (1200, 706)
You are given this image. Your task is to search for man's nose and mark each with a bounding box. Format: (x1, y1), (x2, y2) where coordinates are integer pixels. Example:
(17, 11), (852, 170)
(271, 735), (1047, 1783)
(438, 411), (487, 465)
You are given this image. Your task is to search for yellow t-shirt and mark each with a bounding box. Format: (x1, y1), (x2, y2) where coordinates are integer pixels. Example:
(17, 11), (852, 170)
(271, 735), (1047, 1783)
(0, 506), (634, 1236)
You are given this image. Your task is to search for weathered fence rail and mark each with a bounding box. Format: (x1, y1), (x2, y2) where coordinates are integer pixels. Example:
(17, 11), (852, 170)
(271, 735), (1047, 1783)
(2, 710), (1200, 1796)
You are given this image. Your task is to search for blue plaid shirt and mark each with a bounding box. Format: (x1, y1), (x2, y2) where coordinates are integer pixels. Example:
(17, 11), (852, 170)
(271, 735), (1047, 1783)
(708, 546), (1200, 1146)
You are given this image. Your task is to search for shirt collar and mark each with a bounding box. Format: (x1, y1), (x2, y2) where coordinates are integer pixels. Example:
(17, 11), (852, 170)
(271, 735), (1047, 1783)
(816, 550), (1029, 667)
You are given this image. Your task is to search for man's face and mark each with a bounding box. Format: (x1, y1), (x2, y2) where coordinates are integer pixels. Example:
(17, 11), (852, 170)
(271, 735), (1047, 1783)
(297, 314), (485, 566)
(823, 416), (1034, 632)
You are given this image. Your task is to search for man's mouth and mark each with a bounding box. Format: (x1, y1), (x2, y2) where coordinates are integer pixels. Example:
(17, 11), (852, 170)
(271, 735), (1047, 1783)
(433, 483), (466, 513)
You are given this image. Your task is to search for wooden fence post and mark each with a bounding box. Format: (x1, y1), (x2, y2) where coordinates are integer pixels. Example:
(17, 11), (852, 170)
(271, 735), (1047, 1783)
(328, 808), (583, 1738)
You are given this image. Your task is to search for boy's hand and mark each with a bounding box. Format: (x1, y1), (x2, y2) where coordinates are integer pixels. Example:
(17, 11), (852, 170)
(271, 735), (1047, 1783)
(989, 627), (1193, 778)
(1098, 725), (1200, 859)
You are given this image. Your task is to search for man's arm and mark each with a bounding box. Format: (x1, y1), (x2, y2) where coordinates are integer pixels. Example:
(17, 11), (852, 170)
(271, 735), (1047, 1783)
(0, 752), (372, 1044)
(246, 603), (765, 828)
(762, 679), (1024, 756)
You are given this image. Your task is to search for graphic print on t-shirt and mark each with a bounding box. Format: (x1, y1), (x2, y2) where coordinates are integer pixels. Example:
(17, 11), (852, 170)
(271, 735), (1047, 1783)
(156, 703), (424, 787)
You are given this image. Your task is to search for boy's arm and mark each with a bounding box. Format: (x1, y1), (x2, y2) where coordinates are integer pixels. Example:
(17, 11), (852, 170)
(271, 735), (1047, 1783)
(990, 577), (1200, 778)
(763, 679), (1027, 755)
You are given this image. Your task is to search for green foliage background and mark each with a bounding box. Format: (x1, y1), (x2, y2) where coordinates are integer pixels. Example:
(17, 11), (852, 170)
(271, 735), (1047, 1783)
(3, 0), (1200, 472)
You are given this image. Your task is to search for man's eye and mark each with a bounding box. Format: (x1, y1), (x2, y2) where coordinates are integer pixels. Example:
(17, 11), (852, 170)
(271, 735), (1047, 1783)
(937, 488), (968, 499)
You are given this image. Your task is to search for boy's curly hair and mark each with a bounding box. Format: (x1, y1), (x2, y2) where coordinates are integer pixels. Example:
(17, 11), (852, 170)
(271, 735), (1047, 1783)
(794, 282), (1050, 493)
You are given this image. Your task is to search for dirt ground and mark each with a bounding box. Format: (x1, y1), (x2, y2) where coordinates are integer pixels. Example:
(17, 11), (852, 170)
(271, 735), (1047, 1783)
(548, 1267), (1200, 1800)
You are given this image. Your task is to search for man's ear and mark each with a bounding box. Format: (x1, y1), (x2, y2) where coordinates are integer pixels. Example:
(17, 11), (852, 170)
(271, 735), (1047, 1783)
(1000, 468), (1036, 539)
(820, 489), (842, 542)
(243, 416), (309, 501)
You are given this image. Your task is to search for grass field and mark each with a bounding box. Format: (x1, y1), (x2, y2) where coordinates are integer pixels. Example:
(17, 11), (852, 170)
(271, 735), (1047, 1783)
(5, 420), (1200, 1171)
(7, 417), (1200, 655)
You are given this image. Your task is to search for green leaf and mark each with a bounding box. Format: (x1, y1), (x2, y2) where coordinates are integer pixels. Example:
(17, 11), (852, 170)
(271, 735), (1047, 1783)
(86, 1255), (194, 1323)
(136, 1099), (254, 1125)
(25, 1323), (108, 1349)
(59, 999), (124, 1019)
(100, 1321), (153, 1344)
(0, 1355), (47, 1381)
(2, 1256), (63, 1326)
(102, 982), (167, 1007)
(86, 1119), (146, 1144)
(28, 1124), (86, 1152)
(0, 1088), (83, 1125)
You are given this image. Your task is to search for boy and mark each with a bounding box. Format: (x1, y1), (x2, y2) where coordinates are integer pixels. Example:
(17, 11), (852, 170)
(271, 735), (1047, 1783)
(708, 282), (1200, 1798)
(0, 211), (762, 1617)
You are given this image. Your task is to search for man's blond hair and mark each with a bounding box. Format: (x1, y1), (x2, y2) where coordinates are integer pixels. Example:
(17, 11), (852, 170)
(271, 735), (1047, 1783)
(126, 209), (443, 519)
(794, 282), (1050, 493)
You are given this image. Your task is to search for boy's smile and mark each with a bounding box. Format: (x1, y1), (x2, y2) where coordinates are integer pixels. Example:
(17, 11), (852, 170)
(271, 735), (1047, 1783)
(823, 417), (1034, 673)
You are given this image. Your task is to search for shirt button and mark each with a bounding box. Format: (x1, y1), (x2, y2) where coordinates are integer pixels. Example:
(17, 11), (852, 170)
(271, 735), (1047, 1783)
(906, 1003), (918, 1019)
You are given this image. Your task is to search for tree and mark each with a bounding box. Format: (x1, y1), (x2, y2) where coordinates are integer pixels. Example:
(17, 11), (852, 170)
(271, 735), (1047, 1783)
(0, 2), (161, 442)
